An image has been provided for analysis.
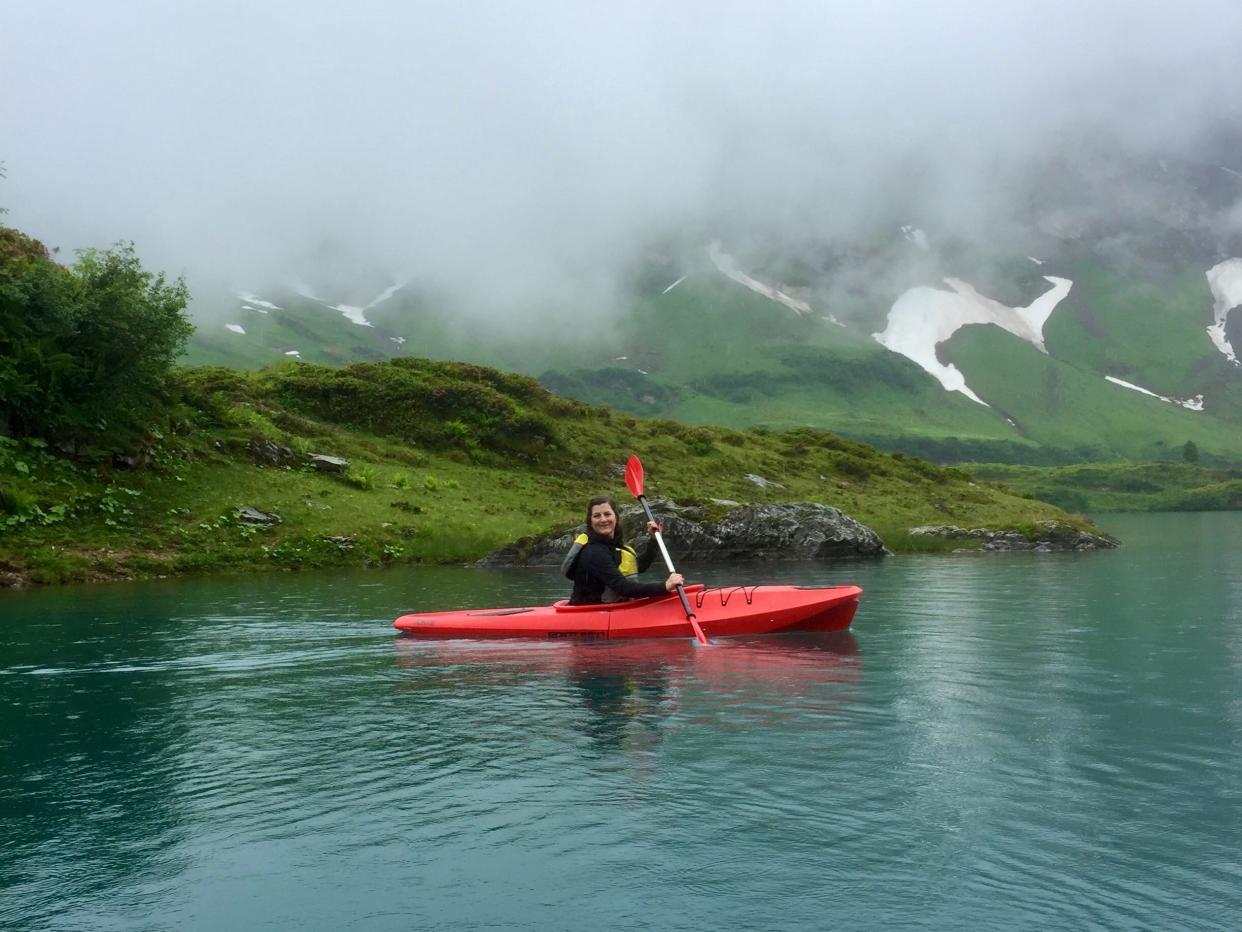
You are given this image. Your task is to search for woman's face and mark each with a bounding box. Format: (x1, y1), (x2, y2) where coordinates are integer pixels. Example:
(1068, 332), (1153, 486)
(590, 502), (617, 537)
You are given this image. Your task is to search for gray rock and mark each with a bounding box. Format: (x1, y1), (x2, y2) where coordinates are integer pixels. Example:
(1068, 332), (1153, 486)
(0, 570), (27, 589)
(309, 454), (350, 473)
(248, 438), (300, 467)
(478, 498), (888, 566)
(909, 521), (1119, 551)
(704, 503), (886, 560)
(111, 446), (156, 469)
(236, 507), (281, 525)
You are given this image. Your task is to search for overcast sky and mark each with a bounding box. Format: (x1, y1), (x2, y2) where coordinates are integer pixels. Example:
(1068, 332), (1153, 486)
(3, 0), (1241, 315)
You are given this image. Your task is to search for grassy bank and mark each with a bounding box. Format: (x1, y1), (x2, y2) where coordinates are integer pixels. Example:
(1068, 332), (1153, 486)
(969, 461), (1242, 513)
(0, 357), (1093, 588)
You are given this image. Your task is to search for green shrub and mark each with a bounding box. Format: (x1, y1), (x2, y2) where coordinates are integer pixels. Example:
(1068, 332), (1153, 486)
(0, 483), (35, 516)
(1, 233), (192, 446)
(835, 455), (871, 480)
(343, 465), (376, 490)
(681, 427), (715, 456)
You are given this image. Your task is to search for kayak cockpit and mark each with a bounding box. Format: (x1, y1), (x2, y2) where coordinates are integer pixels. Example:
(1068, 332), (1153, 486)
(552, 584), (705, 612)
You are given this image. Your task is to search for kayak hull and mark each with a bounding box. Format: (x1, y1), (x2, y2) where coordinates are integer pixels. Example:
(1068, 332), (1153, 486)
(393, 584), (862, 640)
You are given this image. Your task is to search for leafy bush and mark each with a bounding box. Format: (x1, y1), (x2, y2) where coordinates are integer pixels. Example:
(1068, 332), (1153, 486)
(679, 426), (716, 456)
(259, 359), (561, 461)
(835, 455), (871, 480)
(1, 230), (192, 447)
(342, 466), (377, 490)
(175, 367), (257, 423)
(0, 483), (35, 516)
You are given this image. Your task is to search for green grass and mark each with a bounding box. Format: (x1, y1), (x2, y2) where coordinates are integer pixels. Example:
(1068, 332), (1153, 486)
(0, 357), (1088, 587)
(969, 460), (1242, 512)
(1044, 261), (1220, 397)
(944, 324), (1242, 463)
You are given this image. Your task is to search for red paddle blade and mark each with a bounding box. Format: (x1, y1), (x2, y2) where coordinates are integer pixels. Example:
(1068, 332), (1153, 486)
(624, 454), (645, 497)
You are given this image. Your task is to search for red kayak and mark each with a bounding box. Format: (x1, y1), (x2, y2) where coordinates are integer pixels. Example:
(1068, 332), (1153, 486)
(393, 584), (862, 640)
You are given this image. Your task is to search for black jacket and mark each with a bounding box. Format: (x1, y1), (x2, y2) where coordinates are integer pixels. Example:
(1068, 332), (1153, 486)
(568, 532), (666, 605)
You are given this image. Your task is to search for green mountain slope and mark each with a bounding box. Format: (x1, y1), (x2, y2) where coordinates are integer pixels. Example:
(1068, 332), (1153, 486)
(944, 322), (1242, 462)
(1043, 260), (1232, 404)
(181, 233), (1242, 468)
(1, 357), (1093, 588)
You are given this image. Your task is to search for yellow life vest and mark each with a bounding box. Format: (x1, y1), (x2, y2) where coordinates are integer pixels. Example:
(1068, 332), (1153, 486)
(561, 533), (640, 578)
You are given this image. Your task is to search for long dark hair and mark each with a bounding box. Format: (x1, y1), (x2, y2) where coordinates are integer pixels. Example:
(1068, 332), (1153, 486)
(585, 495), (624, 546)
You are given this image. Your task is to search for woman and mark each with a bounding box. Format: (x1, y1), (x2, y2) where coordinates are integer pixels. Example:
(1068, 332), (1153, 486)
(564, 495), (684, 605)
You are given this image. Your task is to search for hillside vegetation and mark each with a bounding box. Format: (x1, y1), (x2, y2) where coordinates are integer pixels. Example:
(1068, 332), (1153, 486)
(184, 244), (1242, 468)
(0, 356), (1091, 588)
(970, 460), (1242, 513)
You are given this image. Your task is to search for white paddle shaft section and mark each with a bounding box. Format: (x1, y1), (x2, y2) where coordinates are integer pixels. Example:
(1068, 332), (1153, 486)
(652, 531), (677, 574)
(634, 486), (703, 636)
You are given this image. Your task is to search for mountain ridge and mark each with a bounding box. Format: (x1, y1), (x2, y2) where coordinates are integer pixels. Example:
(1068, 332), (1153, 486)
(182, 144), (1242, 467)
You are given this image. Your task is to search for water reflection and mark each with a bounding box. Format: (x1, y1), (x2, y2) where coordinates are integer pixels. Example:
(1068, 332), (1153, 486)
(392, 632), (862, 752)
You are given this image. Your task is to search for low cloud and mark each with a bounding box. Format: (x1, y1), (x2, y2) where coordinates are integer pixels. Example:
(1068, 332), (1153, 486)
(3, 0), (1241, 325)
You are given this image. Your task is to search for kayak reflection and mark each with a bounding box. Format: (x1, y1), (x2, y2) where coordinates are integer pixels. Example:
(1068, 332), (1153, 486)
(393, 632), (862, 750)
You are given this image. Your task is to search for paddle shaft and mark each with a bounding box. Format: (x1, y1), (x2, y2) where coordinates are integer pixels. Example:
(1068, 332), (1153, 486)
(635, 493), (708, 644)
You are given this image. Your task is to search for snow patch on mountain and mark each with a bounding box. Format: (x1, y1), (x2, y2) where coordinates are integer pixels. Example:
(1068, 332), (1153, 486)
(325, 281), (408, 327)
(1105, 376), (1203, 411)
(235, 291), (281, 312)
(873, 276), (1072, 405)
(708, 242), (813, 316)
(237, 279), (409, 328)
(226, 324), (246, 334)
(330, 304), (373, 327)
(1206, 258), (1242, 366)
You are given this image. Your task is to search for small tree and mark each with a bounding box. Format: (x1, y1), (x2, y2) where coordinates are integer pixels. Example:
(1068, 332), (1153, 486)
(64, 244), (192, 435)
(1182, 440), (1200, 464)
(0, 229), (191, 447)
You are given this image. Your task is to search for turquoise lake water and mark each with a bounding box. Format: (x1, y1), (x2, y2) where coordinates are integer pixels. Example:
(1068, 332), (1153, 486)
(2, 512), (1240, 930)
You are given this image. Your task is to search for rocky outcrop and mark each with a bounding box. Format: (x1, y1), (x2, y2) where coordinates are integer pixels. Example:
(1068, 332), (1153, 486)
(247, 438), (300, 467)
(308, 454), (350, 473)
(236, 507), (281, 525)
(478, 498), (889, 566)
(908, 521), (1119, 551)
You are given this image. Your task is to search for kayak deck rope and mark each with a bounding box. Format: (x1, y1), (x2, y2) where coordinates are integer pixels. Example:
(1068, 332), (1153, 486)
(695, 586), (758, 608)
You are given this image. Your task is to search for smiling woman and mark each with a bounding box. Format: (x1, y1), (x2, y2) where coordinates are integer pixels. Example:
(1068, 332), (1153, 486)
(564, 495), (683, 605)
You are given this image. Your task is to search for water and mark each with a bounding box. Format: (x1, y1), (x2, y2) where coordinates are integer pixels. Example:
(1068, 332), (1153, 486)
(2, 513), (1240, 930)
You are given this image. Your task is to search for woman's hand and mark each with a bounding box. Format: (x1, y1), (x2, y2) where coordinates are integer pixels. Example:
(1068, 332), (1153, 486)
(646, 520), (662, 534)
(664, 573), (685, 592)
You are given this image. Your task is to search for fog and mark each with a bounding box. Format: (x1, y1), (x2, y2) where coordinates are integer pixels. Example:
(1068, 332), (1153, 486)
(3, 0), (1241, 323)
